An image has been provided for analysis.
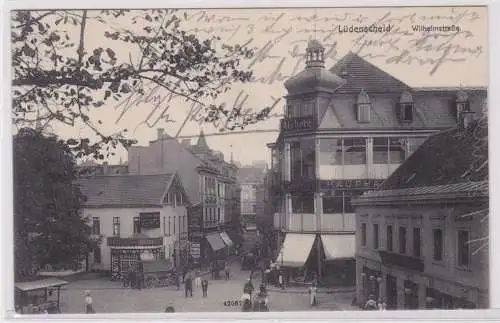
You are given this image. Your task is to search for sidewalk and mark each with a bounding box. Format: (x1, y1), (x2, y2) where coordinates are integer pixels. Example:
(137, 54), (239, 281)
(266, 285), (356, 294)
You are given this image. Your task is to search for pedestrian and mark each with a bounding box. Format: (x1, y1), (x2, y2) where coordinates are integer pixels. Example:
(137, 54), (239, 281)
(278, 272), (284, 290)
(309, 283), (318, 306)
(184, 272), (193, 297)
(195, 270), (202, 288)
(84, 290), (95, 314)
(165, 306), (175, 313)
(224, 261), (231, 280)
(175, 271), (181, 290)
(377, 298), (387, 311)
(264, 268), (270, 286)
(243, 278), (254, 299)
(201, 279), (208, 297)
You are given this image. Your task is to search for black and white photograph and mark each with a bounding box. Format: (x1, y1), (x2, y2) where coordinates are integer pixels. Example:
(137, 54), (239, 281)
(6, 4), (490, 315)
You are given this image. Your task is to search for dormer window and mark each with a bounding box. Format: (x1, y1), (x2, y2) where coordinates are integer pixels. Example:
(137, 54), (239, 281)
(356, 89), (371, 123)
(399, 91), (414, 122)
(455, 90), (471, 121)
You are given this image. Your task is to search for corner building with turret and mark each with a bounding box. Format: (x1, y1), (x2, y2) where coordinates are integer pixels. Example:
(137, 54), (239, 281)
(268, 40), (487, 285)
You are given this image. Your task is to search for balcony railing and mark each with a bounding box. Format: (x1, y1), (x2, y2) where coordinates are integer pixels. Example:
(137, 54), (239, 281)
(107, 236), (163, 247)
(273, 213), (355, 232)
(378, 250), (424, 272)
(280, 116), (317, 132)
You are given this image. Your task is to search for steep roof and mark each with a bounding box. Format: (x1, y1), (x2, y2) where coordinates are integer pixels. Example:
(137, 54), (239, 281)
(381, 118), (488, 190)
(329, 52), (411, 94)
(78, 173), (179, 208)
(195, 130), (209, 150)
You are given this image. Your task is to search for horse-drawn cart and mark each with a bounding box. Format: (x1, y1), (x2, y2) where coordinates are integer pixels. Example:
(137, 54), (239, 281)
(15, 278), (68, 314)
(142, 259), (177, 288)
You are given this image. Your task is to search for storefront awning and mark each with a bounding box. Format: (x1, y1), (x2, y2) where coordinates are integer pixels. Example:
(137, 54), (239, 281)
(206, 233), (226, 251)
(219, 232), (234, 248)
(320, 234), (355, 260)
(275, 233), (315, 267)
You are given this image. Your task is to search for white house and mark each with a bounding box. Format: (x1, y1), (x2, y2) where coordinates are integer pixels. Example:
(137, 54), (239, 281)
(78, 172), (190, 280)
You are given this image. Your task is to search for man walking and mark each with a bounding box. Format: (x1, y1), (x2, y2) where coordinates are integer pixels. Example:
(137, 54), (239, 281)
(184, 272), (193, 297)
(224, 261), (231, 280)
(201, 279), (208, 297)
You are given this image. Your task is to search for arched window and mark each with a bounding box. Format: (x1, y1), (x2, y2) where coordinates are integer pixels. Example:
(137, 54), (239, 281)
(399, 91), (414, 122)
(356, 89), (371, 123)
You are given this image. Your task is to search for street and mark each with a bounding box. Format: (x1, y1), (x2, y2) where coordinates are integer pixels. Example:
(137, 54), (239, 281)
(58, 262), (356, 313)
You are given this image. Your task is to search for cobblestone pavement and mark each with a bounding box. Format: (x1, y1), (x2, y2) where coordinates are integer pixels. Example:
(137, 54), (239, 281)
(58, 263), (356, 313)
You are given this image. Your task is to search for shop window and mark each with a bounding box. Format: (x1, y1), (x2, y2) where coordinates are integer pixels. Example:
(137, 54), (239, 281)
(399, 227), (407, 254)
(433, 228), (443, 261)
(387, 225), (393, 251)
(458, 230), (471, 266)
(361, 223), (367, 246)
(413, 227), (422, 258)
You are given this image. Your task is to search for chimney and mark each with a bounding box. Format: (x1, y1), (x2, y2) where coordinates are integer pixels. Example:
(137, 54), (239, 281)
(103, 162), (109, 175)
(157, 128), (165, 139)
(459, 111), (476, 130)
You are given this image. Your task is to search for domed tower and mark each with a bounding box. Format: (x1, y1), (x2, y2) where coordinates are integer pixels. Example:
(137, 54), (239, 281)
(283, 40), (345, 130)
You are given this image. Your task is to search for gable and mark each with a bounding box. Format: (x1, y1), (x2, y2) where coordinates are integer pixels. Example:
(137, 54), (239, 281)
(319, 103), (342, 129)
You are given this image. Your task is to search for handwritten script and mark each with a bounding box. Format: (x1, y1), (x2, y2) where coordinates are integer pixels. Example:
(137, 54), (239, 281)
(114, 7), (485, 135)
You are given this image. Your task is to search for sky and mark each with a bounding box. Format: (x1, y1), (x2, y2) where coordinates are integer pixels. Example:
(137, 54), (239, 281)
(12, 6), (489, 166)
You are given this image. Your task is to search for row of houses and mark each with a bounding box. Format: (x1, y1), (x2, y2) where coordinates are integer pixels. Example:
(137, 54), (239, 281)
(260, 39), (488, 308)
(77, 130), (243, 279)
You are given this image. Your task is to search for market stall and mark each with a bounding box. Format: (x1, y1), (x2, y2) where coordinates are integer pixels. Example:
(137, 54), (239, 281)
(15, 278), (68, 314)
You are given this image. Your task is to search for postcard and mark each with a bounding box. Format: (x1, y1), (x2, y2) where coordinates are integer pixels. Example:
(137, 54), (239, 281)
(8, 4), (489, 315)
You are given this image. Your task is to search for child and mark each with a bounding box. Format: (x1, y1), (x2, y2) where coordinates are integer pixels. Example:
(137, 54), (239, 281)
(84, 290), (95, 314)
(195, 270), (202, 288)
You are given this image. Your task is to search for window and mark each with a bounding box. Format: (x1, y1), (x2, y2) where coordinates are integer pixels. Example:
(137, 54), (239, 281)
(92, 217), (100, 235)
(373, 138), (389, 164)
(112, 217), (120, 236)
(413, 227), (421, 258)
(361, 223), (367, 246)
(399, 91), (414, 122)
(433, 229), (443, 261)
(163, 216), (166, 235)
(252, 205), (256, 213)
(356, 89), (371, 123)
(458, 230), (471, 266)
(133, 217), (141, 234)
(343, 138), (366, 165)
(373, 223), (379, 249)
(401, 104), (414, 121)
(387, 225), (393, 252)
(93, 247), (101, 264)
(173, 216), (176, 235)
(399, 227), (407, 254)
(218, 208), (221, 222)
(168, 217), (171, 236)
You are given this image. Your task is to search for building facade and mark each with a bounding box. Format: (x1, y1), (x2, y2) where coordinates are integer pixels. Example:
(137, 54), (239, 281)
(237, 165), (267, 230)
(78, 173), (190, 278)
(127, 129), (240, 265)
(270, 40), (487, 283)
(352, 118), (488, 309)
